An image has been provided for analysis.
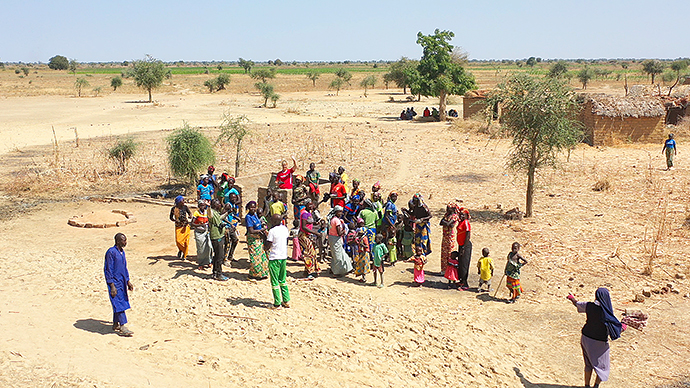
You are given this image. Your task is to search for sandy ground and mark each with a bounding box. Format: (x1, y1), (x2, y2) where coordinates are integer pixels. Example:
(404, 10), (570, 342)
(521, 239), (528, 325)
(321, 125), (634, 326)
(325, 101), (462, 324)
(1, 82), (689, 388)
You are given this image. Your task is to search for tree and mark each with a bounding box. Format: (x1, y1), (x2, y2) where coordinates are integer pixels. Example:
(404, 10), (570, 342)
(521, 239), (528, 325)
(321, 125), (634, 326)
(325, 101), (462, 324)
(548, 61), (568, 78)
(108, 137), (138, 174)
(238, 58), (254, 74)
(270, 93), (280, 108)
(667, 59), (689, 95)
(274, 59), (283, 66)
(577, 67), (594, 89)
(48, 55), (69, 70)
(69, 59), (78, 75)
(93, 86), (102, 97)
(74, 77), (89, 97)
(217, 114), (251, 176)
(415, 29), (476, 121)
(131, 55), (167, 102)
(306, 70), (320, 86)
(21, 67), (29, 76)
(382, 72), (393, 89)
(250, 67), (276, 83)
(216, 73), (230, 90)
(204, 78), (218, 93)
(255, 82), (274, 107)
(329, 77), (345, 95)
(485, 74), (583, 217)
(334, 68), (352, 85)
(641, 59), (664, 84)
(526, 57), (537, 67)
(111, 76), (123, 91)
(360, 75), (377, 97)
(167, 122), (215, 185)
(385, 57), (417, 94)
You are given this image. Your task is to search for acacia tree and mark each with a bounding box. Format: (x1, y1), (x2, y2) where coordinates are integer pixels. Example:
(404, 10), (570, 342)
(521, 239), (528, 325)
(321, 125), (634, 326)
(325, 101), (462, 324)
(334, 68), (352, 85)
(216, 114), (251, 176)
(416, 29), (475, 121)
(486, 74), (583, 217)
(48, 55), (69, 70)
(250, 68), (276, 83)
(667, 59), (689, 95)
(255, 82), (275, 107)
(548, 61), (568, 78)
(131, 55), (167, 102)
(69, 59), (78, 75)
(641, 59), (664, 84)
(74, 77), (89, 97)
(238, 58), (254, 73)
(360, 75), (376, 97)
(385, 57), (417, 94)
(577, 67), (594, 89)
(329, 77), (345, 95)
(110, 76), (123, 91)
(306, 70), (320, 86)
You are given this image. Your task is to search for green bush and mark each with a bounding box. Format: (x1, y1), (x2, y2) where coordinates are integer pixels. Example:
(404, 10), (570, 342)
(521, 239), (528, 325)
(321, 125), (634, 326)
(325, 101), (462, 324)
(48, 55), (69, 70)
(166, 122), (215, 185)
(108, 137), (139, 174)
(111, 76), (123, 91)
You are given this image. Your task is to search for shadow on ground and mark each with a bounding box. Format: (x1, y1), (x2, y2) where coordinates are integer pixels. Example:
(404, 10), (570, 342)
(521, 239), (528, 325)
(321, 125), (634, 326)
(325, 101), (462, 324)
(74, 318), (114, 335)
(514, 367), (579, 388)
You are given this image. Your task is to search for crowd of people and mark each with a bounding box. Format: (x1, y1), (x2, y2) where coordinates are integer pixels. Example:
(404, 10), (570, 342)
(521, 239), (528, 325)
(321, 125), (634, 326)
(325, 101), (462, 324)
(400, 106), (458, 121)
(166, 162), (537, 304)
(104, 160), (630, 386)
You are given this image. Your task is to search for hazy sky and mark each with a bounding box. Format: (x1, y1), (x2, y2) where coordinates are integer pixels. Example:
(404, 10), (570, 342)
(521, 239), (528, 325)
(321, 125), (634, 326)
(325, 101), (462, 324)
(2, 0), (688, 63)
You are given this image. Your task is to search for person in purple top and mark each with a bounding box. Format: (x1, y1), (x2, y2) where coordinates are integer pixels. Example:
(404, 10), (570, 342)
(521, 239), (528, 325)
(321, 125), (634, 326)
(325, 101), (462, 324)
(104, 233), (134, 337)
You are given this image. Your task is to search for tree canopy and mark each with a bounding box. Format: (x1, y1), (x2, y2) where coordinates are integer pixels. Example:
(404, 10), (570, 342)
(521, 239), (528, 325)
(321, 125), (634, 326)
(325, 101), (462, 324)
(48, 55), (69, 70)
(548, 61), (568, 78)
(486, 74), (583, 217)
(238, 58), (254, 74)
(250, 68), (276, 83)
(641, 59), (664, 84)
(384, 57), (418, 94)
(131, 55), (167, 102)
(415, 29), (475, 120)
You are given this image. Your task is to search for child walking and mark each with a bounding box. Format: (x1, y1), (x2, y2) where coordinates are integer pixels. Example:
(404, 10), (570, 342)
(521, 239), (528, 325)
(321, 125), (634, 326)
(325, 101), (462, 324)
(477, 248), (494, 292)
(371, 234), (388, 288)
(504, 242), (528, 303)
(444, 251), (459, 288)
(407, 245), (427, 286)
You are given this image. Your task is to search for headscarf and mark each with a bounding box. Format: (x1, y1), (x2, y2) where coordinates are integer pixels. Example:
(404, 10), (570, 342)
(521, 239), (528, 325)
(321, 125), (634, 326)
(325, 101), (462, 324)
(351, 194), (361, 202)
(208, 165), (215, 173)
(197, 200), (206, 208)
(447, 202), (461, 213)
(175, 195), (184, 204)
(333, 205), (344, 212)
(329, 172), (339, 181)
(352, 178), (360, 185)
(372, 181), (381, 190)
(388, 191), (398, 200)
(294, 174), (304, 183)
(356, 217), (364, 224)
(595, 287), (622, 341)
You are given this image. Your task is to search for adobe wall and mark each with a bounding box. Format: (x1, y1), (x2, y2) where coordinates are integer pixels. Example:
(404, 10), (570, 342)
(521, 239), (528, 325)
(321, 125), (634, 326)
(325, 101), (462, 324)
(463, 97), (487, 119)
(579, 100), (667, 146)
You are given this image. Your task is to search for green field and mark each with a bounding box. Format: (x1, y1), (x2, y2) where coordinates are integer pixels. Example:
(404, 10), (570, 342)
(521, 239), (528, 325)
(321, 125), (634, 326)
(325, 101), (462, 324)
(77, 65), (389, 76)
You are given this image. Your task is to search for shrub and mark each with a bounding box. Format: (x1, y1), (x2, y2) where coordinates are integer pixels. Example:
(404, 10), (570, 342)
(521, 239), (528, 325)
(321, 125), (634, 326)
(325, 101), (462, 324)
(93, 86), (103, 97)
(21, 67), (29, 76)
(166, 122), (215, 185)
(216, 73), (230, 90)
(204, 78), (218, 93)
(111, 76), (123, 91)
(108, 137), (139, 174)
(75, 77), (89, 97)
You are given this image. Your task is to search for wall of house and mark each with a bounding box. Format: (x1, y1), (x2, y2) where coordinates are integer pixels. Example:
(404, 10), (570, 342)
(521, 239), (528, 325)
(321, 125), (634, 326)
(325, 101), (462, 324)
(463, 97), (487, 119)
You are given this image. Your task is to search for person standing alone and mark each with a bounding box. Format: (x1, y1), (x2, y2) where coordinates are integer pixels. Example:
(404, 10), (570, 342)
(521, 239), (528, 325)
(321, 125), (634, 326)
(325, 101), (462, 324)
(104, 233), (134, 337)
(662, 133), (677, 170)
(265, 213), (291, 309)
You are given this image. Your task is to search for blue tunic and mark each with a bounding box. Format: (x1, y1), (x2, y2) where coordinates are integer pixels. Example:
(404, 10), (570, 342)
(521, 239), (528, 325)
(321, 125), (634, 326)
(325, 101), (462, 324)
(384, 201), (398, 227)
(104, 246), (130, 313)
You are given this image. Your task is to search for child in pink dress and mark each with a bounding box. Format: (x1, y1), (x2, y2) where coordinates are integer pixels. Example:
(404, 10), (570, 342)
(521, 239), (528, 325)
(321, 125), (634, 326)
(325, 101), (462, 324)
(444, 250), (459, 287)
(407, 245), (427, 286)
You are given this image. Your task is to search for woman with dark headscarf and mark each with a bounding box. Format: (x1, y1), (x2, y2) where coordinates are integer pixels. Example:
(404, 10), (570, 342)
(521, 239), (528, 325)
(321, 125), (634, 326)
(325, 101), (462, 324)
(299, 199), (321, 279)
(407, 193), (432, 256)
(170, 196), (192, 260)
(439, 202), (460, 273)
(567, 288), (625, 388)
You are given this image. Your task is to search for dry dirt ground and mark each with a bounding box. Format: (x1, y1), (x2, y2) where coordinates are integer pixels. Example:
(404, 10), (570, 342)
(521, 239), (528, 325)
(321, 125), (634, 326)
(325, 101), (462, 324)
(0, 75), (689, 388)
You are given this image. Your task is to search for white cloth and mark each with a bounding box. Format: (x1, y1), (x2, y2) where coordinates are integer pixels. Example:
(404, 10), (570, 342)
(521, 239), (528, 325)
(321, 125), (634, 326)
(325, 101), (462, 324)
(266, 224), (289, 261)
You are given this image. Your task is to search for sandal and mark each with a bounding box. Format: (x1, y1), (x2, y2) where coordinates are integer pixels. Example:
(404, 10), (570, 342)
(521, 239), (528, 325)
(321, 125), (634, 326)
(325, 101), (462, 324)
(115, 325), (133, 337)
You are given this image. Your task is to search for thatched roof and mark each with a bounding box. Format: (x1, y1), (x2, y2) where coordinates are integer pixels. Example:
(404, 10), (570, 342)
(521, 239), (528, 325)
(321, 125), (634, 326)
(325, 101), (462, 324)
(464, 89), (490, 98)
(584, 94), (666, 118)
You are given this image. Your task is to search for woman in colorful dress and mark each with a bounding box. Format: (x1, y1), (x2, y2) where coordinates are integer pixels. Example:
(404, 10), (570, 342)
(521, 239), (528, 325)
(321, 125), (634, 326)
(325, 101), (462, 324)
(169, 195), (192, 260)
(456, 208), (472, 290)
(408, 193), (432, 256)
(244, 201), (269, 279)
(191, 200), (212, 270)
(299, 199), (321, 279)
(439, 202), (460, 273)
(352, 221), (371, 283)
(328, 206), (352, 276)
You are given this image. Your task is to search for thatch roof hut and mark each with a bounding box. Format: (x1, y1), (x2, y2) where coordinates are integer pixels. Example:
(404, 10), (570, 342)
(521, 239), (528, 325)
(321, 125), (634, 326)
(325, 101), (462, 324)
(579, 94), (667, 145)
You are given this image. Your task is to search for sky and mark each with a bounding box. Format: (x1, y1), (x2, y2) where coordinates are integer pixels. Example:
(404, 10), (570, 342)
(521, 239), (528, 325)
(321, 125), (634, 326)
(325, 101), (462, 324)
(2, 0), (688, 63)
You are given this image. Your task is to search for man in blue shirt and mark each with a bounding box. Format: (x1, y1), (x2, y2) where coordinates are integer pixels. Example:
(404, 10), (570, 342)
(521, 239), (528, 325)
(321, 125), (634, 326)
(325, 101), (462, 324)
(104, 233), (134, 337)
(662, 134), (677, 170)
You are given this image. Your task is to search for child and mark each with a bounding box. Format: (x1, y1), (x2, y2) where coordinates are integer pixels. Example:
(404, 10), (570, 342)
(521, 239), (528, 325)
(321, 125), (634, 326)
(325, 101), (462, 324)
(407, 245), (427, 286)
(352, 220), (371, 283)
(444, 251), (459, 288)
(477, 248), (494, 292)
(371, 234), (388, 288)
(290, 219), (302, 261)
(504, 242), (528, 303)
